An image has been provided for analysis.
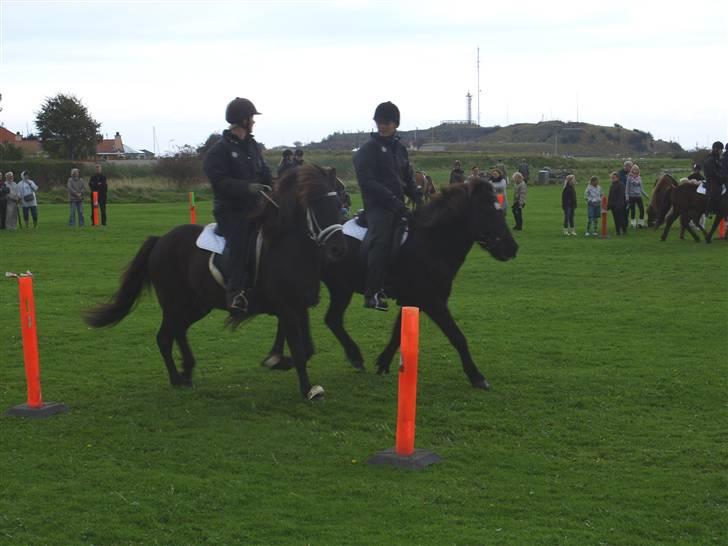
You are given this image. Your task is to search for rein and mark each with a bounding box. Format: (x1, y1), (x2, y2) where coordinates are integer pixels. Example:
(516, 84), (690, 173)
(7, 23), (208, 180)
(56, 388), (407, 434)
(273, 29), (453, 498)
(265, 188), (342, 246)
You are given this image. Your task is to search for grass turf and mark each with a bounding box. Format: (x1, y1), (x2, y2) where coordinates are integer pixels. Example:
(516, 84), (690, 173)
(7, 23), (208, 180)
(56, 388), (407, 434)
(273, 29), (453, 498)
(0, 184), (726, 545)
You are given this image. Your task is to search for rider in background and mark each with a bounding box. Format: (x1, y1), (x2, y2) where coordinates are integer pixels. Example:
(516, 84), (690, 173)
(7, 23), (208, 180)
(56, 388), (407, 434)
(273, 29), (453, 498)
(203, 97), (272, 313)
(703, 141), (724, 216)
(353, 101), (421, 311)
(277, 149), (295, 177)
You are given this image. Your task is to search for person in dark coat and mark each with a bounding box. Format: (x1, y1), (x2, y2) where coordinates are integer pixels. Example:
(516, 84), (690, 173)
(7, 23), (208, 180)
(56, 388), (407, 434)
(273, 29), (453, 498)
(561, 174), (577, 235)
(89, 164), (109, 225)
(293, 148), (304, 167)
(449, 160), (465, 184)
(203, 97), (272, 313)
(607, 171), (628, 235)
(703, 141), (725, 215)
(277, 149), (295, 177)
(353, 101), (421, 311)
(618, 160), (633, 188)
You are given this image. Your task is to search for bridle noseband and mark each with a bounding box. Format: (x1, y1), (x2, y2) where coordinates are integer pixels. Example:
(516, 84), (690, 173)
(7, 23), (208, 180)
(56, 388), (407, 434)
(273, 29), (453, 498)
(306, 191), (343, 246)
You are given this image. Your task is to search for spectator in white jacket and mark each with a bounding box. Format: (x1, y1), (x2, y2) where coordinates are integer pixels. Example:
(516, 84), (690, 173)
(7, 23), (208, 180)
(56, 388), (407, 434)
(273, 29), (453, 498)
(18, 170), (39, 228)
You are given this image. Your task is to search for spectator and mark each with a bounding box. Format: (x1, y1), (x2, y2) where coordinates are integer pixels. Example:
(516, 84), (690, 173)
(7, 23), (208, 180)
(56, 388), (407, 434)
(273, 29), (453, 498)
(618, 160), (633, 188)
(626, 164), (648, 228)
(511, 172), (527, 231)
(584, 175), (603, 236)
(293, 148), (304, 166)
(89, 164), (108, 225)
(17, 171), (39, 229)
(495, 160), (508, 180)
(67, 168), (85, 227)
(466, 166), (482, 184)
(607, 171), (627, 236)
(449, 160), (466, 184)
(3, 171), (20, 231)
(277, 149), (295, 177)
(489, 168), (508, 208)
(0, 170), (7, 229)
(562, 174), (577, 236)
(517, 159), (530, 183)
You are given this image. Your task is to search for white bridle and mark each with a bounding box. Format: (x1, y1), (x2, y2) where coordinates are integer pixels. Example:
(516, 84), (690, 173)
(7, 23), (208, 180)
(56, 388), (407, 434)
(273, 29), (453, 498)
(306, 191), (343, 246)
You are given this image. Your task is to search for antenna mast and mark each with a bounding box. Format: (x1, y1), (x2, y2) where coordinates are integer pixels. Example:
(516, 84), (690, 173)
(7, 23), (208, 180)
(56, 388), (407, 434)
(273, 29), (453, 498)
(476, 47), (481, 126)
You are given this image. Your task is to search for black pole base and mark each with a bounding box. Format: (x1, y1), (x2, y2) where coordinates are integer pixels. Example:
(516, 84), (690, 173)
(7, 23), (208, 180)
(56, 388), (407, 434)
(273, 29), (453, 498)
(367, 448), (442, 470)
(5, 402), (69, 418)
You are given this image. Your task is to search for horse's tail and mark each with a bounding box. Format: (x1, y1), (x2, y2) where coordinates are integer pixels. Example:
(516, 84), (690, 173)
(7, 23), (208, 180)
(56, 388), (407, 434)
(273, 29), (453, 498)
(655, 185), (674, 228)
(84, 236), (160, 327)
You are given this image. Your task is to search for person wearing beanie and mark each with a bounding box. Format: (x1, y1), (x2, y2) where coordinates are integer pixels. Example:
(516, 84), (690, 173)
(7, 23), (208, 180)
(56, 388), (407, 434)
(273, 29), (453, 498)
(18, 171), (39, 228)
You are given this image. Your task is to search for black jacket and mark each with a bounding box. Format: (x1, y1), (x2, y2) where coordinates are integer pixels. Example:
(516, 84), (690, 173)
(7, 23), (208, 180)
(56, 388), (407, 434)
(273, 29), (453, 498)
(277, 159), (295, 177)
(449, 168), (466, 184)
(607, 181), (626, 210)
(203, 130), (272, 214)
(562, 185), (577, 209)
(704, 154), (724, 186)
(721, 152), (728, 179)
(89, 174), (108, 195)
(353, 133), (416, 211)
(618, 169), (629, 187)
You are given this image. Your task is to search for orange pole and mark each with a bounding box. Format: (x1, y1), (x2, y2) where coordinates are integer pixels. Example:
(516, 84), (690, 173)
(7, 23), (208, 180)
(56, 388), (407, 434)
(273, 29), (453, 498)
(497, 194), (504, 207)
(720, 219), (726, 239)
(92, 191), (99, 226)
(395, 307), (420, 457)
(17, 276), (42, 408)
(601, 195), (608, 238)
(189, 191), (196, 224)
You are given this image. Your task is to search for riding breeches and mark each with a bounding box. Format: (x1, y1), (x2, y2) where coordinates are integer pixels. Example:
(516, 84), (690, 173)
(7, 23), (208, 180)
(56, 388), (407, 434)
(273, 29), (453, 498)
(365, 207), (398, 298)
(215, 212), (252, 293)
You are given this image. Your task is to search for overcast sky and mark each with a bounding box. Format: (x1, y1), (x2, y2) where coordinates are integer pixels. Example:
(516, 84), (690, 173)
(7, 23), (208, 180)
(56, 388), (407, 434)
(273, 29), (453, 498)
(1, 0), (726, 154)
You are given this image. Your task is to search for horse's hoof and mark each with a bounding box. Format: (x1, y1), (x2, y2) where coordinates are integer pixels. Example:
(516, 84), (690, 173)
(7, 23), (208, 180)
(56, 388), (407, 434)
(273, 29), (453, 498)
(350, 361), (366, 372)
(376, 365), (390, 376)
(472, 378), (491, 390)
(261, 354), (294, 371)
(171, 378), (193, 388)
(306, 385), (325, 400)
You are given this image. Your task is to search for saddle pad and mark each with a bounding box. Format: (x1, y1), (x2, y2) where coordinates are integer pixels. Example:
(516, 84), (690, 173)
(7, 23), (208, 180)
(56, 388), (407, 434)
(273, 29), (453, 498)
(697, 183), (706, 195)
(342, 218), (408, 245)
(196, 223), (226, 254)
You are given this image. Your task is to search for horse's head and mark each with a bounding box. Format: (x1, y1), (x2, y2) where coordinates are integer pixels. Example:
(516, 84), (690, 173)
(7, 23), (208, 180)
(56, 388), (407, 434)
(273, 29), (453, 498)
(275, 165), (347, 263)
(467, 180), (518, 261)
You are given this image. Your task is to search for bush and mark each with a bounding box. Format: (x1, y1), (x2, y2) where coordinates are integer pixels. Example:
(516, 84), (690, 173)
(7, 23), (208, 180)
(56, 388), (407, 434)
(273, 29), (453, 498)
(0, 143), (23, 161)
(153, 154), (204, 189)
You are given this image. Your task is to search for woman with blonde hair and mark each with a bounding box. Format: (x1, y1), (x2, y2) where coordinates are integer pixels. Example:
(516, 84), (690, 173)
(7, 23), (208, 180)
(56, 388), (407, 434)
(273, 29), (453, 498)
(561, 174), (577, 235)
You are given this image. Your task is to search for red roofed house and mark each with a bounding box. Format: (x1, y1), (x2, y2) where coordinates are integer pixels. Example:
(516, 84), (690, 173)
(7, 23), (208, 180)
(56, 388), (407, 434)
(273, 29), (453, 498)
(96, 132), (145, 160)
(0, 125), (44, 156)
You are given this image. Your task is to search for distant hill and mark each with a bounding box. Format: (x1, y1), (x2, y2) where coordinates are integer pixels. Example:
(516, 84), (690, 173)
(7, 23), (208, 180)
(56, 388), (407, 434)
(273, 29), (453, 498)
(308, 121), (684, 156)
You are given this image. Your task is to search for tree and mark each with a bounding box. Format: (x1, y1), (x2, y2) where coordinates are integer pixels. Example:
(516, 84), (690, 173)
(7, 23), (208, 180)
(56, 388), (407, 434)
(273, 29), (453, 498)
(35, 93), (101, 160)
(196, 132), (221, 158)
(0, 143), (23, 160)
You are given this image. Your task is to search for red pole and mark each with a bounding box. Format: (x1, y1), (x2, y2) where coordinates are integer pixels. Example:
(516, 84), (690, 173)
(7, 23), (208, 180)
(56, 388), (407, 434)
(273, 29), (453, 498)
(720, 219), (726, 239)
(189, 191), (196, 224)
(92, 191), (99, 226)
(497, 194), (504, 208)
(17, 276), (43, 408)
(395, 307), (420, 457)
(601, 195), (608, 238)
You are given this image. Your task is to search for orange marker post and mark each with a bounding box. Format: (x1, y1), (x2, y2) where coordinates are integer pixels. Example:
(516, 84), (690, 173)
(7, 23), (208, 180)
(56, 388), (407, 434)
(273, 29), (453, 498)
(92, 191), (99, 226)
(5, 272), (67, 418)
(497, 194), (504, 207)
(189, 191), (196, 224)
(719, 219), (726, 239)
(368, 306), (441, 470)
(601, 195), (608, 239)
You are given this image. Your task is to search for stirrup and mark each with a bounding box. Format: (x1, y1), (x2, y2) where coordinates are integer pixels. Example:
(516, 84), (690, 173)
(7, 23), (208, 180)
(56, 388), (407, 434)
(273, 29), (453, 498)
(228, 290), (249, 313)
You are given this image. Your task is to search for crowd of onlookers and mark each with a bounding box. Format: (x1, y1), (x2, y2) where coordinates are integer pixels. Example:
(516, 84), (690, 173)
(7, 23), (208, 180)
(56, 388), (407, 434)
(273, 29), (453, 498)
(0, 164), (108, 231)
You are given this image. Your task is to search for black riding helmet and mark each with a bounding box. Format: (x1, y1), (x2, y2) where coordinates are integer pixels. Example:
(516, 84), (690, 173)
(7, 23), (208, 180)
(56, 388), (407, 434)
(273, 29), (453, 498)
(712, 141), (724, 153)
(225, 97), (261, 125)
(282, 149), (293, 157)
(373, 101), (400, 126)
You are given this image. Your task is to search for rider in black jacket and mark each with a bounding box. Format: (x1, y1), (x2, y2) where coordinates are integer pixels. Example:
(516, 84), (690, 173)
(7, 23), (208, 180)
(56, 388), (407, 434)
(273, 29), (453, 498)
(703, 141), (725, 215)
(203, 97), (272, 313)
(353, 101), (420, 311)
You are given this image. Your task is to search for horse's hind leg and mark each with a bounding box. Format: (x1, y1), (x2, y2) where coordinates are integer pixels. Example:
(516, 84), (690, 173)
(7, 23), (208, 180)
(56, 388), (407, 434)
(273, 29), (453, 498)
(174, 308), (210, 384)
(157, 316), (185, 386)
(324, 284), (365, 370)
(375, 310), (402, 375)
(261, 320), (295, 371)
(705, 215), (722, 243)
(661, 211), (678, 241)
(683, 214), (701, 242)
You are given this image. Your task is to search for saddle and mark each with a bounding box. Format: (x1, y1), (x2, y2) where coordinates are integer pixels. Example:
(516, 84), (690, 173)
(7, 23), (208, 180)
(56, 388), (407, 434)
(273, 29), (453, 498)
(195, 223), (262, 289)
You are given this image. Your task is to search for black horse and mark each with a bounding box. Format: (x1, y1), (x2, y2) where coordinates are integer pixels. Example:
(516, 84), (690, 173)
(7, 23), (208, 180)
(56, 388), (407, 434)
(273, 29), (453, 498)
(85, 165), (347, 400)
(263, 179), (519, 390)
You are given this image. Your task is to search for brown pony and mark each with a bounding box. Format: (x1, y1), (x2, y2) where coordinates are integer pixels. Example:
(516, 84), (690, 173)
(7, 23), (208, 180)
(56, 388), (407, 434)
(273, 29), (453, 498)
(415, 171), (436, 203)
(647, 173), (678, 227)
(658, 181), (728, 242)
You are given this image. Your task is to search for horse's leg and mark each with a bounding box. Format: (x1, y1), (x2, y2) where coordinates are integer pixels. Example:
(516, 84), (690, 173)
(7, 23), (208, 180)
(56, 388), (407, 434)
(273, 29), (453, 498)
(375, 309), (402, 375)
(261, 320), (295, 371)
(324, 284), (365, 370)
(157, 316), (185, 386)
(424, 303), (491, 390)
(280, 307), (321, 400)
(174, 307), (210, 384)
(705, 214), (722, 243)
(683, 213), (701, 242)
(661, 210), (678, 241)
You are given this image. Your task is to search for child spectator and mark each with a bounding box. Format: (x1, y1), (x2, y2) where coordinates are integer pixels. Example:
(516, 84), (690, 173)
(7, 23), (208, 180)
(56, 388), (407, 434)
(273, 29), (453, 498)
(17, 171), (39, 229)
(584, 176), (603, 236)
(607, 171), (627, 235)
(626, 164), (648, 228)
(561, 174), (577, 236)
(511, 172), (527, 230)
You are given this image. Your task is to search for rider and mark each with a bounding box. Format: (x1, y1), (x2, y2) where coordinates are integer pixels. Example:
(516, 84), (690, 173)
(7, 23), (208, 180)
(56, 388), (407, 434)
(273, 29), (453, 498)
(449, 160), (465, 184)
(277, 149), (295, 177)
(703, 141), (725, 216)
(293, 148), (305, 167)
(203, 97), (272, 313)
(353, 101), (420, 311)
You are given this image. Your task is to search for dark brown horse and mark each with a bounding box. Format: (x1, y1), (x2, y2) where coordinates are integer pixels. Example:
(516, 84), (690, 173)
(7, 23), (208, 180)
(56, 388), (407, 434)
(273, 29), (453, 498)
(658, 181), (727, 243)
(263, 179), (519, 390)
(84, 165), (347, 399)
(647, 173), (678, 227)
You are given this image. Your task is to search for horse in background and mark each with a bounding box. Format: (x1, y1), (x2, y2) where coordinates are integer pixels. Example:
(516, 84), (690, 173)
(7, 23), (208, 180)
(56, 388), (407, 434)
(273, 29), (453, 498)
(648, 173), (678, 227)
(415, 171), (436, 203)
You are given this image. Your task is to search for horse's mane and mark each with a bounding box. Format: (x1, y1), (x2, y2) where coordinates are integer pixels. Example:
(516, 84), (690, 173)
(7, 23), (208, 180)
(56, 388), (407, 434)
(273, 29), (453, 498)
(415, 179), (493, 228)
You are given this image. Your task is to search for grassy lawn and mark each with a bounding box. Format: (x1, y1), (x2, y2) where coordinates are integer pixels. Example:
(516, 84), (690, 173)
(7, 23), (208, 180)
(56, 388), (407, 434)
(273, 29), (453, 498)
(0, 177), (726, 545)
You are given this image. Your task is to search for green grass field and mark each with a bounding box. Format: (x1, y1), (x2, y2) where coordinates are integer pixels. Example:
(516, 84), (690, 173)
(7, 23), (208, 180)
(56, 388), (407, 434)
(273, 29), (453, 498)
(1, 179), (726, 545)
